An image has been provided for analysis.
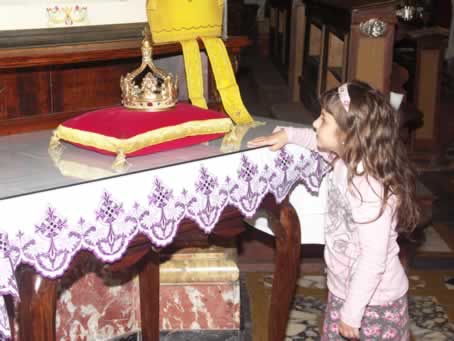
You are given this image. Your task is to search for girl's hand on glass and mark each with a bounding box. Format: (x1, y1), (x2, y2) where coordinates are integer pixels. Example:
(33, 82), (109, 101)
(247, 129), (288, 151)
(339, 320), (359, 340)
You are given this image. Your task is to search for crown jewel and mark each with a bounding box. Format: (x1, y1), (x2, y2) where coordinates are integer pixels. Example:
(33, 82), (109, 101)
(120, 27), (178, 111)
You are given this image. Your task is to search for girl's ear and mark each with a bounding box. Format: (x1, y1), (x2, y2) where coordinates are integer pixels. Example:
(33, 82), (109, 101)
(336, 126), (347, 141)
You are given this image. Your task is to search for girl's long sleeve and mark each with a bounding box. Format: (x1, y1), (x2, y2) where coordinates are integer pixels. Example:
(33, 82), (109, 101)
(339, 191), (392, 327)
(280, 127), (318, 150)
(337, 178), (406, 328)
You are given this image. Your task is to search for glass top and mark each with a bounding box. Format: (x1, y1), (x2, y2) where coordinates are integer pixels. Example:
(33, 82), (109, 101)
(0, 117), (308, 201)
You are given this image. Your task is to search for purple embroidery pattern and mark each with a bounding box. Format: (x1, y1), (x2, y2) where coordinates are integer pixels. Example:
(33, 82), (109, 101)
(0, 299), (9, 340)
(35, 208), (72, 272)
(0, 233), (18, 298)
(229, 155), (268, 216)
(18, 208), (82, 278)
(0, 233), (8, 258)
(83, 192), (137, 262)
(0, 231), (18, 340)
(270, 149), (297, 200)
(298, 151), (332, 195)
(187, 167), (229, 231)
(140, 179), (185, 245)
(0, 146), (331, 340)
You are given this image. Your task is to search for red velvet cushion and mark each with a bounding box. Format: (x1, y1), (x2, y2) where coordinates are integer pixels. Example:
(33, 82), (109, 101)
(59, 103), (231, 157)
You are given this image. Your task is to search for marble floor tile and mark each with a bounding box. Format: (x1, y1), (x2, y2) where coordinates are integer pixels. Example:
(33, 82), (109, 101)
(110, 330), (243, 341)
(409, 296), (454, 340)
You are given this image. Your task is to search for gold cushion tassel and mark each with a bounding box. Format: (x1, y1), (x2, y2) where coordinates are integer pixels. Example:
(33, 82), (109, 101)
(201, 37), (254, 125)
(180, 40), (208, 109)
(48, 130), (64, 161)
(112, 149), (130, 173)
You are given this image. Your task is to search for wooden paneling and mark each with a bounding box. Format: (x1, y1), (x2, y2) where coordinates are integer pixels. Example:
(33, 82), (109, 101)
(0, 34), (250, 135)
(309, 24), (322, 57)
(355, 35), (386, 92)
(51, 60), (136, 113)
(395, 31), (449, 162)
(0, 68), (52, 118)
(326, 70), (341, 91)
(327, 33), (344, 69)
(288, 3), (306, 101)
(415, 49), (441, 140)
(300, 0), (397, 113)
(0, 86), (6, 119)
(269, 2), (293, 80)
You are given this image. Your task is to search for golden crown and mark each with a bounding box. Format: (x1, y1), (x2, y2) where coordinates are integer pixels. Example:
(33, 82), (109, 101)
(120, 28), (178, 111)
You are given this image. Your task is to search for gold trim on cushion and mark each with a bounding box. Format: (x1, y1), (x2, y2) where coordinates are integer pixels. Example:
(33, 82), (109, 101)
(180, 40), (208, 109)
(54, 117), (233, 155)
(201, 37), (254, 125)
(220, 121), (266, 152)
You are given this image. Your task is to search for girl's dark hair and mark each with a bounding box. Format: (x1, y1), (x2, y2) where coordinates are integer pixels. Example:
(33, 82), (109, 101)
(320, 80), (420, 234)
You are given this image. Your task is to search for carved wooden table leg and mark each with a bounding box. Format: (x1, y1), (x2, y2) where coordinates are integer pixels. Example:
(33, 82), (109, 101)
(18, 266), (57, 341)
(138, 249), (160, 341)
(267, 197), (301, 341)
(5, 296), (15, 340)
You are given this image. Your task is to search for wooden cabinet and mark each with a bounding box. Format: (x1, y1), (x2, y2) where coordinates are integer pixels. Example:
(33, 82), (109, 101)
(394, 27), (449, 162)
(269, 0), (293, 79)
(0, 24), (250, 135)
(300, 0), (398, 112)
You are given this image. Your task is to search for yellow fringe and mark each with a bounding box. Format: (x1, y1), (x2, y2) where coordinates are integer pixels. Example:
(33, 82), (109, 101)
(220, 121), (266, 152)
(112, 150), (130, 173)
(48, 130), (64, 161)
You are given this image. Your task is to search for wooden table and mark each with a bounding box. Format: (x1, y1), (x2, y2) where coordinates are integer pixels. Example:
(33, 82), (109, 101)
(0, 118), (330, 341)
(17, 197), (300, 341)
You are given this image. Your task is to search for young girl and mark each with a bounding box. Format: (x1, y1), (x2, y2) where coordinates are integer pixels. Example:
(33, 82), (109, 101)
(248, 80), (420, 340)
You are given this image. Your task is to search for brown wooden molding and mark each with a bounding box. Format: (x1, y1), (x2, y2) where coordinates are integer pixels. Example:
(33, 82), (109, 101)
(0, 87), (6, 120)
(0, 110), (85, 135)
(0, 23), (145, 48)
(0, 36), (251, 70)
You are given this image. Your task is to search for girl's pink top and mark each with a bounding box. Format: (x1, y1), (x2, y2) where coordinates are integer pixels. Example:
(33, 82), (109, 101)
(283, 126), (408, 328)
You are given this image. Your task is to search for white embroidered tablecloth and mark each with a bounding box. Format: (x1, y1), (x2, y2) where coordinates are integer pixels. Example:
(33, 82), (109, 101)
(0, 120), (330, 339)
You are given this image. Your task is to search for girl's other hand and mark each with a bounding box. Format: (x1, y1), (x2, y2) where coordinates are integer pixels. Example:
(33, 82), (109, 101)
(339, 320), (359, 340)
(247, 129), (288, 151)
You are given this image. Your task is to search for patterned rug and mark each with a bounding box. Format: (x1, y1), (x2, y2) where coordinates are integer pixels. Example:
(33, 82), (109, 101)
(245, 272), (454, 341)
(411, 224), (454, 269)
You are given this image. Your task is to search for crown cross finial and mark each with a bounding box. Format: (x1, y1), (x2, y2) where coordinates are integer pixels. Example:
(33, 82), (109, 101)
(141, 39), (152, 63)
(120, 26), (178, 111)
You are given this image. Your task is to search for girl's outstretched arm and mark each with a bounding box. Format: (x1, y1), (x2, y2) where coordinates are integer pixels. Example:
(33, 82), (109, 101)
(248, 127), (317, 151)
(247, 128), (288, 151)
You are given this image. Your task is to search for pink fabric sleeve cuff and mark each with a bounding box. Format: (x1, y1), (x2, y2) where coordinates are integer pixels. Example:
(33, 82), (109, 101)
(273, 126), (317, 149)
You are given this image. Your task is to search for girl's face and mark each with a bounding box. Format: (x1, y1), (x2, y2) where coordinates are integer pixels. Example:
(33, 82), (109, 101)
(313, 109), (344, 155)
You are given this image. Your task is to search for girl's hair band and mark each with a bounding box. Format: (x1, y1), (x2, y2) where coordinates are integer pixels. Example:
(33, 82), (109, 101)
(338, 83), (350, 112)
